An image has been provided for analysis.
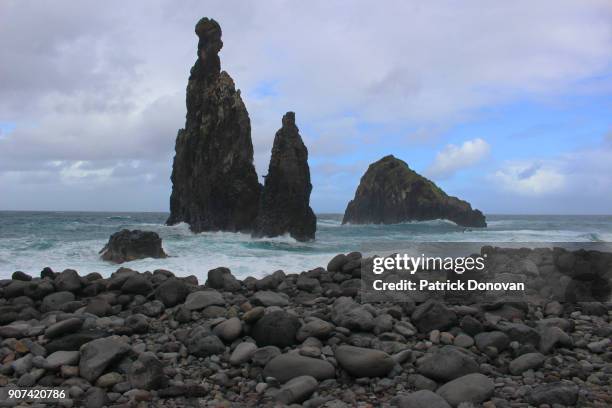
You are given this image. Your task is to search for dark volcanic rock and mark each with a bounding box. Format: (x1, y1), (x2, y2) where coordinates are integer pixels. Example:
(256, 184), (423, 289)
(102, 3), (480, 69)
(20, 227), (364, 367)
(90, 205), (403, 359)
(100, 229), (167, 264)
(342, 155), (486, 228)
(252, 112), (316, 241)
(166, 17), (261, 233)
(252, 310), (300, 348)
(79, 337), (131, 382)
(128, 352), (167, 390)
(155, 278), (189, 307)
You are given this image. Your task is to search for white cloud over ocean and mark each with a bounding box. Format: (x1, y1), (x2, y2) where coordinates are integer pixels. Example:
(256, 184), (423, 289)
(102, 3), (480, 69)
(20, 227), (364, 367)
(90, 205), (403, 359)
(427, 138), (490, 179)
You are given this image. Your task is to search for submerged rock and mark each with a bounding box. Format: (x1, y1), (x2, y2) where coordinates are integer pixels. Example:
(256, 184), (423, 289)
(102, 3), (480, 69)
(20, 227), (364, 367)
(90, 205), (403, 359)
(99, 229), (167, 264)
(342, 155), (486, 228)
(252, 112), (316, 241)
(167, 17), (261, 233)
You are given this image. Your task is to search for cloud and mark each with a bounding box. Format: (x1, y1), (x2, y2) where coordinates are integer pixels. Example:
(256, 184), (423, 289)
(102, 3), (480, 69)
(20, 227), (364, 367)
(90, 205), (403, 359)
(493, 162), (566, 195)
(1, 0), (612, 211)
(427, 138), (490, 178)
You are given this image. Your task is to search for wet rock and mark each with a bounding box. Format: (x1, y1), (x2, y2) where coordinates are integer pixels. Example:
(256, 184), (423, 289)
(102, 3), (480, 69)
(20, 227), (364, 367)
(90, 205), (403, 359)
(100, 229), (167, 263)
(252, 112), (316, 241)
(335, 345), (395, 378)
(436, 373), (494, 407)
(263, 353), (335, 383)
(252, 311), (300, 347)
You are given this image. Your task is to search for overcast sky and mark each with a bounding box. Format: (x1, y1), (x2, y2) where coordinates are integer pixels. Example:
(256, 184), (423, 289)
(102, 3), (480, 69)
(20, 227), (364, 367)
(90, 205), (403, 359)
(1, 0), (611, 214)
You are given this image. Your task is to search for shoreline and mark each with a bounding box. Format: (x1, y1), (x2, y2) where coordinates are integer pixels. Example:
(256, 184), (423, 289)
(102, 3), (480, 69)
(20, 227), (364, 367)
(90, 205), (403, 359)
(0, 246), (610, 407)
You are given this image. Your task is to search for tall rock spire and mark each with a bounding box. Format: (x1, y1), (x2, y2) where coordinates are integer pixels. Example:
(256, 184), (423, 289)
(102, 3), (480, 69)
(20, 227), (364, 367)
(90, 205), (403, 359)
(253, 112), (317, 241)
(167, 17), (261, 232)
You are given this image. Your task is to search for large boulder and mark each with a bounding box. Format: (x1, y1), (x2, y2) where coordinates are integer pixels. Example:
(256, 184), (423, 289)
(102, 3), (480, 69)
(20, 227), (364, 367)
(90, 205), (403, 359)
(166, 17), (261, 233)
(184, 290), (224, 310)
(100, 229), (167, 264)
(252, 112), (316, 241)
(54, 269), (82, 292)
(206, 267), (241, 291)
(342, 155), (486, 227)
(330, 297), (374, 331)
(411, 300), (457, 333)
(335, 345), (395, 378)
(41, 291), (75, 313)
(185, 328), (225, 357)
(79, 337), (131, 382)
(252, 311), (300, 348)
(155, 279), (190, 307)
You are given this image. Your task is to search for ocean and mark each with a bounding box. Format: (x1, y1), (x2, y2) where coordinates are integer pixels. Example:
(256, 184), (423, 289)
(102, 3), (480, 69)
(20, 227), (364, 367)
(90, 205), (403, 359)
(0, 211), (611, 279)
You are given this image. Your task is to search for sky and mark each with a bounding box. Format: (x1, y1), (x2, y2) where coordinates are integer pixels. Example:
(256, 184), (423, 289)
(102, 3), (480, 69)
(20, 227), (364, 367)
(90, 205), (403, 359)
(1, 0), (611, 214)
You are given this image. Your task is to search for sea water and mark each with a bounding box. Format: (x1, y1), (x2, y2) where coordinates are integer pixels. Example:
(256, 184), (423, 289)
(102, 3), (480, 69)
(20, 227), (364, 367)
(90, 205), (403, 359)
(0, 211), (611, 279)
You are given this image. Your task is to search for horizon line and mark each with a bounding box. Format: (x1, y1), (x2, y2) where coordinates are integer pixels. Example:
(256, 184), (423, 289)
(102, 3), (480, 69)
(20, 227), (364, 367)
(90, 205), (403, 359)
(0, 209), (611, 217)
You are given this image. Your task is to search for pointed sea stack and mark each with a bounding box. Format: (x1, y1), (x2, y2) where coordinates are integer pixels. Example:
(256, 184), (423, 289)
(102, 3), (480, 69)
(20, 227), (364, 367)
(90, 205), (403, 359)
(167, 18), (261, 232)
(343, 155), (486, 228)
(252, 112), (316, 241)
